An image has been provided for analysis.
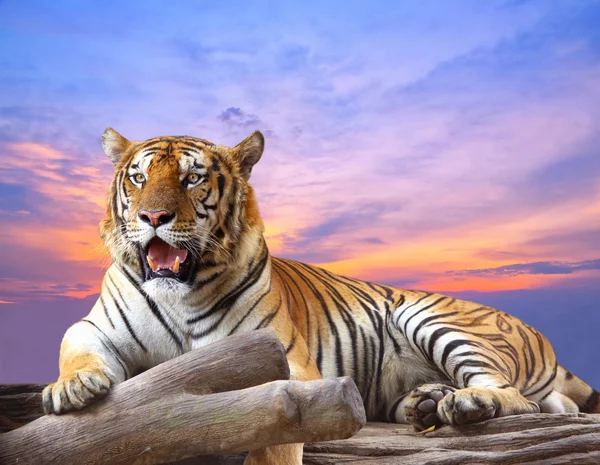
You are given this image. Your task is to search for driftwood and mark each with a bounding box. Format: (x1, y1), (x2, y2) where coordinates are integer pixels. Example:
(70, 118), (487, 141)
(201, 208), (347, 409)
(165, 414), (600, 465)
(3, 388), (600, 465)
(2, 329), (598, 464)
(0, 330), (366, 465)
(0, 383), (46, 433)
(1, 329), (290, 434)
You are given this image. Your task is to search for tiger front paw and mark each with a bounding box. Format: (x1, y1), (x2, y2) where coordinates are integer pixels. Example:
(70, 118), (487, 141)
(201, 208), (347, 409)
(42, 365), (115, 415)
(403, 383), (455, 431)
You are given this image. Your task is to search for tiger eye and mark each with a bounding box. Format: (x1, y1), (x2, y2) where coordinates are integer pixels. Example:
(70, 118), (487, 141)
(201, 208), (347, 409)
(134, 173), (145, 184)
(187, 173), (200, 184)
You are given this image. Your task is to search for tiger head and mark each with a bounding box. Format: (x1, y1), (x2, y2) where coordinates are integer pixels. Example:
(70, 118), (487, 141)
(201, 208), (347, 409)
(99, 128), (265, 295)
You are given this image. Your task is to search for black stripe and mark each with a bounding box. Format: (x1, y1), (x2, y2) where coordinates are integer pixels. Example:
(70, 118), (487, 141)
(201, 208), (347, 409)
(412, 311), (460, 353)
(111, 171), (123, 219)
(525, 366), (557, 398)
(402, 296), (448, 336)
(100, 295), (115, 329)
(292, 261), (360, 380)
(358, 326), (369, 399)
(297, 261), (384, 334)
(373, 310), (385, 407)
(272, 259), (312, 362)
(538, 389), (553, 402)
(217, 173), (225, 199)
(283, 261), (345, 377)
(316, 331), (323, 373)
(188, 245), (269, 327)
(285, 330), (298, 354)
(80, 319), (129, 379)
(452, 360), (498, 380)
(517, 326), (536, 382)
(192, 265), (225, 290)
(137, 139), (163, 150)
(228, 285), (272, 337)
(388, 393), (407, 422)
(463, 371), (487, 385)
(119, 267), (183, 350)
(451, 350), (509, 377)
(582, 390), (599, 413)
(179, 140), (208, 151)
(440, 339), (484, 368)
(526, 329), (549, 390)
(106, 276), (148, 353)
(385, 303), (402, 354)
(255, 296), (282, 329)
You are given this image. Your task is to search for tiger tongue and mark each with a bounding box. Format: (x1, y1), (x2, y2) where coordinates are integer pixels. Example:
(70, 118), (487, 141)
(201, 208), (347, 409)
(147, 237), (188, 270)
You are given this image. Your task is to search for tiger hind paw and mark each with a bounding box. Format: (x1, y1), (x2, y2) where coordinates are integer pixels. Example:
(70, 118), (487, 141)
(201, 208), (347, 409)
(403, 383), (455, 431)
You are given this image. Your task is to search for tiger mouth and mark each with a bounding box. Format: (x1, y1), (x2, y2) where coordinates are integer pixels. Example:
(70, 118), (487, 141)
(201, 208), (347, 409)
(142, 237), (191, 282)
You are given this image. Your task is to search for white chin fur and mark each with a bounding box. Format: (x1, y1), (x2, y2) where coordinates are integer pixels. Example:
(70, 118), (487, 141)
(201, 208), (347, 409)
(143, 278), (191, 300)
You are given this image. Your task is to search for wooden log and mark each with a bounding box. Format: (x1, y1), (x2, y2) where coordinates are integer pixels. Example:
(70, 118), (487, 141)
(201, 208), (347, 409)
(157, 414), (600, 465)
(3, 381), (600, 464)
(0, 377), (366, 465)
(0, 384), (45, 433)
(0, 329), (290, 433)
(302, 414), (600, 465)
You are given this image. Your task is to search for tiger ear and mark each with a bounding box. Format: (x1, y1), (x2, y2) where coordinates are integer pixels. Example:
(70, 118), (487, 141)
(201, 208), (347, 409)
(233, 131), (264, 181)
(102, 128), (131, 164)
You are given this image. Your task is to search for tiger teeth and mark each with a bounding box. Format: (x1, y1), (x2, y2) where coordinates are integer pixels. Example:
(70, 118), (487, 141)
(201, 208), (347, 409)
(172, 256), (181, 274)
(147, 256), (157, 271)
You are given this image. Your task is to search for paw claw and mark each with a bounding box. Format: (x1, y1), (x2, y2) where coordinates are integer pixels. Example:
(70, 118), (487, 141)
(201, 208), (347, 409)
(42, 368), (112, 415)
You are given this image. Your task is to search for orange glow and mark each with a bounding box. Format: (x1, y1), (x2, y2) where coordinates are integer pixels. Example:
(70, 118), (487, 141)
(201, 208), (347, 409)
(1, 140), (597, 303)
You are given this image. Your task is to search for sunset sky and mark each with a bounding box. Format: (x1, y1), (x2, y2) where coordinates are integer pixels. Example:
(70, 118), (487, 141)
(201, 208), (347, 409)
(1, 1), (599, 386)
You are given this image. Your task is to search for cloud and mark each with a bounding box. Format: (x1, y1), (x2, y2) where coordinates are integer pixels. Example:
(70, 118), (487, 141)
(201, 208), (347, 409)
(448, 259), (600, 278)
(271, 202), (392, 263)
(217, 107), (261, 129)
(0, 0), (599, 302)
(0, 142), (110, 301)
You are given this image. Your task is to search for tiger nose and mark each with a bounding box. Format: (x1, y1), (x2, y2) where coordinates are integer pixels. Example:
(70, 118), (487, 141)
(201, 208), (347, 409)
(138, 210), (176, 227)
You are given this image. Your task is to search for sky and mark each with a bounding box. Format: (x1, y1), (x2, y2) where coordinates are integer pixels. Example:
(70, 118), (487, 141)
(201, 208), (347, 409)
(0, 0), (599, 387)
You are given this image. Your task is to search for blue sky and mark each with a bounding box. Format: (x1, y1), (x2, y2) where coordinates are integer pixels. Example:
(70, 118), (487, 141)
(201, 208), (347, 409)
(0, 0), (599, 386)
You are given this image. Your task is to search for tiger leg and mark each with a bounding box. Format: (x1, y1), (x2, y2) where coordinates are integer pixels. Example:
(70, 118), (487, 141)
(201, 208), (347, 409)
(42, 321), (129, 414)
(244, 330), (321, 465)
(539, 390), (579, 413)
(392, 294), (551, 430)
(244, 444), (303, 465)
(390, 382), (540, 431)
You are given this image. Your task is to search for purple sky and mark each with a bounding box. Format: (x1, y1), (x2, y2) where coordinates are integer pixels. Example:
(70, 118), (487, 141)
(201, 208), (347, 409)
(0, 0), (599, 388)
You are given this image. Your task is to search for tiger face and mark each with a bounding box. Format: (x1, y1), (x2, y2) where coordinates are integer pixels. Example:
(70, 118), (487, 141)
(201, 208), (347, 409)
(99, 128), (264, 296)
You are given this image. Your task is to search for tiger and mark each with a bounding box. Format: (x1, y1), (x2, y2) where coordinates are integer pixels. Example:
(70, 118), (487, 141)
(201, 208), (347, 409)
(42, 128), (600, 465)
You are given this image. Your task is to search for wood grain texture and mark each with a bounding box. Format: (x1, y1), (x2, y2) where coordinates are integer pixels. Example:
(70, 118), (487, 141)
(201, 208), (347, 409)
(2, 331), (598, 464)
(160, 414), (600, 465)
(0, 330), (366, 465)
(0, 384), (45, 433)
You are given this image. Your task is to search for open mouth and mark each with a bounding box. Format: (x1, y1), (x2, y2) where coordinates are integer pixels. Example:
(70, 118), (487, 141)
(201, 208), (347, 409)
(143, 237), (190, 281)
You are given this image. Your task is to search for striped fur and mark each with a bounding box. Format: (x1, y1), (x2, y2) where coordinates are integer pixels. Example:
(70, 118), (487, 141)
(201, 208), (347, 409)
(43, 129), (599, 464)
